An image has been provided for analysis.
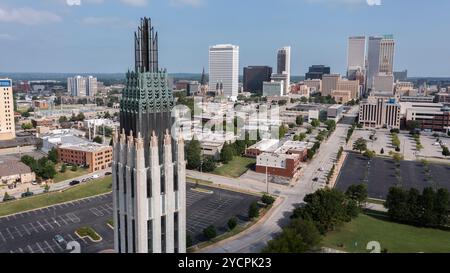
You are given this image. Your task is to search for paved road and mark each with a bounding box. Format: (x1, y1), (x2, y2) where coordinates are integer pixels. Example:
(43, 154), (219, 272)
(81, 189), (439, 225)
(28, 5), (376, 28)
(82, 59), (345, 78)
(197, 123), (350, 253)
(3, 168), (112, 202)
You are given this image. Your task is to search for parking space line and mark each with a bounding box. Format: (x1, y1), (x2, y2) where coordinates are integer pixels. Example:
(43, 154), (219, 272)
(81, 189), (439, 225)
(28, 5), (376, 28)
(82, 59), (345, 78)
(44, 240), (55, 253)
(27, 245), (34, 253)
(58, 215), (68, 225)
(18, 247), (24, 253)
(36, 242), (45, 253)
(5, 228), (14, 239)
(14, 226), (23, 237)
(36, 220), (47, 231)
(51, 217), (61, 227)
(29, 222), (40, 233)
(44, 219), (54, 229)
(21, 224), (31, 236)
(0, 231), (6, 242)
(53, 239), (64, 252)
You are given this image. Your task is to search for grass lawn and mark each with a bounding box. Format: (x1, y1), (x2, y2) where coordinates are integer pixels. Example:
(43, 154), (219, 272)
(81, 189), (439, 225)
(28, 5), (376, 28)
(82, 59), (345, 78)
(212, 156), (256, 178)
(322, 213), (450, 253)
(0, 176), (112, 217)
(75, 226), (101, 241)
(53, 166), (89, 183)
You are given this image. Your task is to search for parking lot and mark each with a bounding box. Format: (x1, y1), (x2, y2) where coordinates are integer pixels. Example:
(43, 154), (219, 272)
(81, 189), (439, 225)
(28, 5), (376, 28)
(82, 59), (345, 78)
(335, 153), (450, 200)
(350, 129), (448, 160)
(0, 183), (259, 253)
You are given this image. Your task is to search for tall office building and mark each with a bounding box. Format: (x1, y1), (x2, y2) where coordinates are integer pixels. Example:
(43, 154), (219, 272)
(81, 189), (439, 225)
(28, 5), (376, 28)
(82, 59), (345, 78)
(367, 35), (395, 89)
(277, 46), (291, 90)
(243, 66), (272, 94)
(112, 17), (186, 253)
(0, 79), (15, 140)
(67, 75), (97, 97)
(347, 36), (366, 70)
(305, 65), (330, 80)
(209, 44), (239, 100)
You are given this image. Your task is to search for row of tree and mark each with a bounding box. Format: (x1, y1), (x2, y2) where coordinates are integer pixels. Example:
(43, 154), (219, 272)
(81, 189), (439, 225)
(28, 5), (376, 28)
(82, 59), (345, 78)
(385, 186), (449, 228)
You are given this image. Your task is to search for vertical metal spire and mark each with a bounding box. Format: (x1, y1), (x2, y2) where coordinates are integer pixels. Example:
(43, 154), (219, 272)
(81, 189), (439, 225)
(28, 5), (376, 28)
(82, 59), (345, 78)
(135, 17), (159, 73)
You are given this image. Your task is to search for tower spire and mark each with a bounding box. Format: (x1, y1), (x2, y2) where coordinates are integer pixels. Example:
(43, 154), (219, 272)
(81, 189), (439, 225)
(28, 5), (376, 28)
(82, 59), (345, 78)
(135, 17), (159, 73)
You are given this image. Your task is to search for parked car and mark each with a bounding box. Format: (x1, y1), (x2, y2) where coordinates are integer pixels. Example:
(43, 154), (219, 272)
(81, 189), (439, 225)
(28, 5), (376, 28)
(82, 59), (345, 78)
(312, 177), (319, 182)
(55, 235), (66, 245)
(31, 181), (38, 185)
(92, 174), (99, 179)
(21, 191), (34, 198)
(3, 195), (16, 202)
(104, 172), (112, 176)
(69, 180), (80, 186)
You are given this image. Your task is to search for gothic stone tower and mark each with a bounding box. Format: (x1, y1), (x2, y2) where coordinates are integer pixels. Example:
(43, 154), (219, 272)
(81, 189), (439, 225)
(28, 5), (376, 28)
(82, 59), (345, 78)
(112, 17), (186, 253)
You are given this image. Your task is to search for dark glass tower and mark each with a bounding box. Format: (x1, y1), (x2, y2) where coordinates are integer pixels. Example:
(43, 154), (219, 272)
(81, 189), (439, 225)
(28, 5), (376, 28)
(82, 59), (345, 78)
(120, 17), (175, 166)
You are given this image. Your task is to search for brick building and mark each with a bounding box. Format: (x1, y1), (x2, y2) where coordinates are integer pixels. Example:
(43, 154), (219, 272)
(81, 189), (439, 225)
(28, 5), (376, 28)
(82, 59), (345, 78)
(57, 143), (112, 172)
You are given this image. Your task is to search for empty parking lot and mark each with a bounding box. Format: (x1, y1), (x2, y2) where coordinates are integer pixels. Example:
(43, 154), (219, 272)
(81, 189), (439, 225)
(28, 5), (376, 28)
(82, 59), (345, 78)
(0, 183), (259, 253)
(335, 153), (450, 200)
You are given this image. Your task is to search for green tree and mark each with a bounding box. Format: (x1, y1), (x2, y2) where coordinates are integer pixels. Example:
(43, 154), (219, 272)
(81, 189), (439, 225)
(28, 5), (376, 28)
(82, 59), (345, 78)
(310, 119), (320, 128)
(59, 116), (68, 123)
(279, 125), (289, 139)
(60, 163), (67, 173)
(352, 138), (367, 153)
(186, 138), (201, 170)
(296, 115), (304, 126)
(384, 187), (409, 223)
(345, 184), (368, 207)
(227, 217), (237, 230)
(220, 142), (235, 163)
(93, 136), (103, 144)
(324, 120), (336, 132)
(262, 219), (321, 253)
(201, 156), (216, 172)
(292, 188), (357, 234)
(261, 194), (275, 205)
(71, 165), (78, 172)
(21, 123), (33, 130)
(363, 150), (376, 159)
(442, 146), (450, 157)
(21, 111), (30, 118)
(203, 225), (217, 240)
(48, 148), (58, 164)
(40, 161), (57, 179)
(380, 148), (384, 154)
(248, 202), (260, 219)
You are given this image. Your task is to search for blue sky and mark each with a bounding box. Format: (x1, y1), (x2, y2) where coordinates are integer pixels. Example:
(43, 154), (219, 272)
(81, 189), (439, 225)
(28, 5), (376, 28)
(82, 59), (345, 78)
(0, 0), (449, 77)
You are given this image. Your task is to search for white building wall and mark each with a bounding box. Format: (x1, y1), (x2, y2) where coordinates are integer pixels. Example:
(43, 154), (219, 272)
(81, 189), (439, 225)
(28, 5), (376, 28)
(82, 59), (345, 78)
(209, 44), (239, 100)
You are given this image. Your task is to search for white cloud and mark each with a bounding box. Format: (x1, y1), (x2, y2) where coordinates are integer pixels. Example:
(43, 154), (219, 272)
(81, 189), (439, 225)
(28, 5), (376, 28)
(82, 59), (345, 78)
(169, 0), (204, 7)
(0, 34), (14, 41)
(0, 7), (62, 25)
(66, 0), (82, 6)
(120, 0), (148, 6)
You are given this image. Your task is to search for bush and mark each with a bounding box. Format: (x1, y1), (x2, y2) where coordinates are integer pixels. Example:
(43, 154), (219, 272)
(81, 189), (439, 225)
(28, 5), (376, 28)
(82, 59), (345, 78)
(227, 217), (237, 230)
(248, 202), (260, 219)
(203, 225), (217, 240)
(60, 163), (67, 173)
(71, 165), (78, 172)
(261, 194), (275, 205)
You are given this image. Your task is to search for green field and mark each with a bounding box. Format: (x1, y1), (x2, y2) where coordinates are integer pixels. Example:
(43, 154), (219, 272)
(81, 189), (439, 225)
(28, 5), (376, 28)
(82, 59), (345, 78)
(53, 166), (90, 183)
(212, 156), (256, 178)
(322, 213), (450, 253)
(0, 176), (112, 217)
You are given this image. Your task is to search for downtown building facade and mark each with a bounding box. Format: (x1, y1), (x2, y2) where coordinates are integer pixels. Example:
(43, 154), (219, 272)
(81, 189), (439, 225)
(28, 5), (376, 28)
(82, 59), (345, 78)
(209, 44), (239, 100)
(359, 96), (401, 129)
(243, 66), (272, 94)
(272, 46), (291, 93)
(112, 18), (186, 253)
(367, 35), (395, 90)
(0, 79), (15, 140)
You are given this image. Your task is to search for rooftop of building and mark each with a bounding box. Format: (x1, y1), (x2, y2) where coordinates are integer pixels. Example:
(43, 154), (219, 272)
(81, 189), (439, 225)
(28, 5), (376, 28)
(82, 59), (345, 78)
(59, 142), (111, 153)
(247, 139), (279, 152)
(0, 160), (33, 177)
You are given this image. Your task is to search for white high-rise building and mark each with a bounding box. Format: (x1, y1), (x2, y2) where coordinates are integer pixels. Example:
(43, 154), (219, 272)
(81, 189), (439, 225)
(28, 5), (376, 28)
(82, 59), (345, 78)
(347, 36), (366, 75)
(67, 75), (97, 97)
(209, 44), (239, 100)
(86, 76), (98, 96)
(0, 79), (15, 140)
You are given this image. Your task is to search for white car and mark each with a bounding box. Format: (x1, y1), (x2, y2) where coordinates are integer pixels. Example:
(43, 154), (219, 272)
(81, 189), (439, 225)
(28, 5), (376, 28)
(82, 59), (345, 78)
(92, 174), (100, 179)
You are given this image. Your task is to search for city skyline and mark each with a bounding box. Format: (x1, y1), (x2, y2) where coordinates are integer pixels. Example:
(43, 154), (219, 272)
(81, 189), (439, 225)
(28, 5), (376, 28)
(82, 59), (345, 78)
(0, 0), (449, 77)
